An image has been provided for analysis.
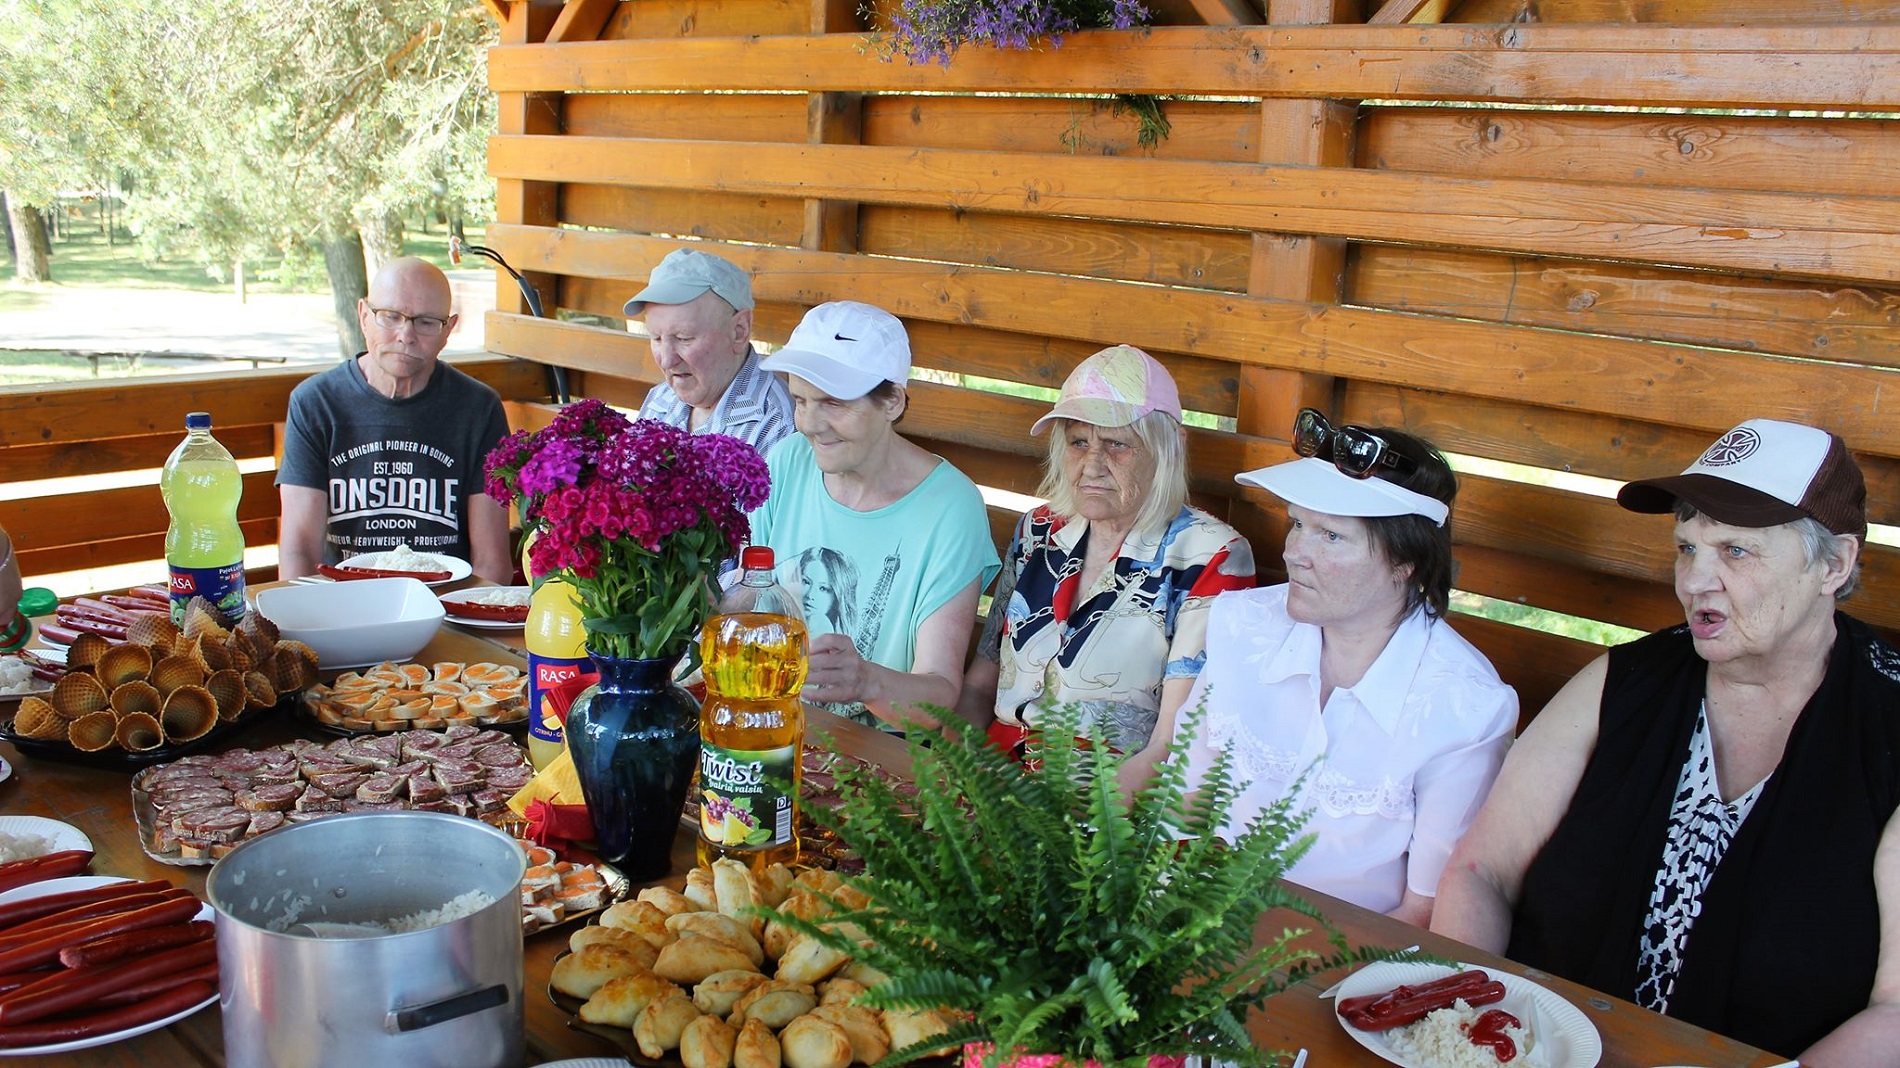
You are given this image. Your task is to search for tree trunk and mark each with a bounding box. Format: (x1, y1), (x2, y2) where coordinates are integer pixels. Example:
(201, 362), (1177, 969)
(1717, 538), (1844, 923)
(234, 260), (247, 304)
(5, 193), (52, 282)
(358, 211), (404, 277)
(0, 191), (13, 262)
(321, 229), (368, 359)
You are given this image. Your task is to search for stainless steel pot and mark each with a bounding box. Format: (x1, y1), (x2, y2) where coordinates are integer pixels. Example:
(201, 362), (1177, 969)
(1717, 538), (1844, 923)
(206, 811), (527, 1068)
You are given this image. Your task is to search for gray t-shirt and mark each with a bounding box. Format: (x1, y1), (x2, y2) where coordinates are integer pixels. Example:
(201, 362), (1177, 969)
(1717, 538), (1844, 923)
(277, 356), (509, 565)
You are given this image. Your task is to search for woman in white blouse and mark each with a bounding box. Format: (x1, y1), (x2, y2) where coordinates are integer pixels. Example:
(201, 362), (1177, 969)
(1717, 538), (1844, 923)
(1172, 411), (1517, 927)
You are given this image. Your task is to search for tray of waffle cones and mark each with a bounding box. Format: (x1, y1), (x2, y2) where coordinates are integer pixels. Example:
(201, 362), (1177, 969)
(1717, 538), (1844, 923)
(0, 599), (316, 770)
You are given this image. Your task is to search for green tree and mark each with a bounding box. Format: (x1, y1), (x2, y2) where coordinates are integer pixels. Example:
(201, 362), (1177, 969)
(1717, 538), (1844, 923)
(0, 0), (497, 353)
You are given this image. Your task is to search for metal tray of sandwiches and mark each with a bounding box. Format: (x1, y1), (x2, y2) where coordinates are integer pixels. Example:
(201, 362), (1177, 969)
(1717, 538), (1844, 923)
(299, 660), (529, 736)
(130, 724), (536, 865)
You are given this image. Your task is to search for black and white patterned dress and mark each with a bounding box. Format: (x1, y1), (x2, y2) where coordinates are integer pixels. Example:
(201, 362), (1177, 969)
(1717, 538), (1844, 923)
(1634, 702), (1769, 1013)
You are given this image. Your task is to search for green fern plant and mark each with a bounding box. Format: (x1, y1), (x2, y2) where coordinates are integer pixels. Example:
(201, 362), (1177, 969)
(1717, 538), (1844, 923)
(775, 699), (1390, 1068)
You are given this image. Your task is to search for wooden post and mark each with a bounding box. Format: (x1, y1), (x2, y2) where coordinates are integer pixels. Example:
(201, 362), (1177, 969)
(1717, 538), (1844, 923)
(1230, 0), (1360, 572)
(804, 0), (863, 256)
(493, 1), (564, 326)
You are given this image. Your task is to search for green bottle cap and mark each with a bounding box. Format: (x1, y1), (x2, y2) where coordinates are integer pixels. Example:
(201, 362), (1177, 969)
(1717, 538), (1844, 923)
(16, 588), (57, 618)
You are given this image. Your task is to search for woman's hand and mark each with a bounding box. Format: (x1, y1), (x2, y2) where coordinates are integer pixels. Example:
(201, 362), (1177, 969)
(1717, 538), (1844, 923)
(805, 633), (876, 706)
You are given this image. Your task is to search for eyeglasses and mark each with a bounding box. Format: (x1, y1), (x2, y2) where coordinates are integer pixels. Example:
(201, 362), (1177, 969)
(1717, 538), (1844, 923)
(368, 306), (452, 337)
(1292, 408), (1416, 479)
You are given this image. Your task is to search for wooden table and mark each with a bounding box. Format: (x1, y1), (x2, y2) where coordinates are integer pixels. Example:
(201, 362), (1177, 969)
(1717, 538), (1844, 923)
(1, 615), (1783, 1067)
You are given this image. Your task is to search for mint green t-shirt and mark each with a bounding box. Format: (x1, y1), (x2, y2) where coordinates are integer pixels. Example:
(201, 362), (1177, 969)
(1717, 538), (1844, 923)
(749, 434), (1001, 726)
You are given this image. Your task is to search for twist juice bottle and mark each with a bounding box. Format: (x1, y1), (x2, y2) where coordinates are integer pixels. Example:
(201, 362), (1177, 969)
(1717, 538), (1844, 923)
(697, 546), (807, 869)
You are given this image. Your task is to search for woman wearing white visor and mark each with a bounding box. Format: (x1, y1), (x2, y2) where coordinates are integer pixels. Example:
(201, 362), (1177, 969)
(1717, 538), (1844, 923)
(1171, 410), (1517, 926)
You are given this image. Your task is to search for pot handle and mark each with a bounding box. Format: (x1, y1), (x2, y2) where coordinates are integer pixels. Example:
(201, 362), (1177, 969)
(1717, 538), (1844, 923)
(386, 984), (511, 1033)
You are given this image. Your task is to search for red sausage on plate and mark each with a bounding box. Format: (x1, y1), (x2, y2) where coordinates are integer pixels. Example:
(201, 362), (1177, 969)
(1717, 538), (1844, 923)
(0, 851), (92, 896)
(0, 939), (218, 1024)
(0, 978), (216, 1047)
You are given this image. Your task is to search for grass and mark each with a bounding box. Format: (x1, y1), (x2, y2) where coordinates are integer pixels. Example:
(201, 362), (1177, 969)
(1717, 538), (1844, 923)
(0, 200), (485, 313)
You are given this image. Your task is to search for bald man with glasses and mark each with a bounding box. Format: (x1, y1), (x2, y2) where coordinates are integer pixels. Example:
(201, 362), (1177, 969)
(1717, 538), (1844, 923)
(277, 257), (512, 584)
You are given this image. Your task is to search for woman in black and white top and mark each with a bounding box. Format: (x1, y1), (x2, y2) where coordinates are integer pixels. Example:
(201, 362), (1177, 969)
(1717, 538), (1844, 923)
(1432, 418), (1900, 1063)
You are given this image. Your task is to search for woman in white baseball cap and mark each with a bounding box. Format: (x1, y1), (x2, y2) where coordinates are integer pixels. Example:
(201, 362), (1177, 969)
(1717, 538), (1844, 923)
(749, 301), (1000, 731)
(1435, 419), (1899, 1059)
(1173, 409), (1517, 927)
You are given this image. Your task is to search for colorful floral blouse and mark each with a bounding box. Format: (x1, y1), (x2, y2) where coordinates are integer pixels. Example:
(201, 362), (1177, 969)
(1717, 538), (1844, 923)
(977, 504), (1254, 751)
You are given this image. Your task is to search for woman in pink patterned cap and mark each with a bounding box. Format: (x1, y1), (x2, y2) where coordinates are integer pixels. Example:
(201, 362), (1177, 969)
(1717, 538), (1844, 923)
(957, 345), (1255, 790)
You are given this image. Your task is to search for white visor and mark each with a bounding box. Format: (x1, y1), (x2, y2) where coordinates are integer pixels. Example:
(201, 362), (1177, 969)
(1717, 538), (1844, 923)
(1236, 457), (1449, 527)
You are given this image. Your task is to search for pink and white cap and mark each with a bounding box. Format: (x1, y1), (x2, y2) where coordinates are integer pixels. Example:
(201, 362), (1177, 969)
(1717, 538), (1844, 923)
(1030, 345), (1182, 435)
(1617, 418), (1867, 538)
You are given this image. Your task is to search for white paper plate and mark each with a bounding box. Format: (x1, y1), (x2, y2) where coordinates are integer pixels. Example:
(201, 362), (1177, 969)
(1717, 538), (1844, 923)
(0, 875), (217, 1055)
(0, 815), (92, 857)
(1335, 960), (1602, 1068)
(339, 552), (472, 587)
(439, 586), (530, 629)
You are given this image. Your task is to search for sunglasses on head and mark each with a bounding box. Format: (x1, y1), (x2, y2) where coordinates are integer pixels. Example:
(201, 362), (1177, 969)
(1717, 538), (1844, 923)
(1292, 408), (1417, 479)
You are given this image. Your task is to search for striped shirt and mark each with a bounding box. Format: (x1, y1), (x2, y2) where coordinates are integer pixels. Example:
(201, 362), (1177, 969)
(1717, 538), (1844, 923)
(636, 346), (793, 454)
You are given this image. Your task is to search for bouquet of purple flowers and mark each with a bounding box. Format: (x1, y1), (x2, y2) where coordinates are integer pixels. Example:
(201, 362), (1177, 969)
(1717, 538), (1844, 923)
(483, 399), (771, 661)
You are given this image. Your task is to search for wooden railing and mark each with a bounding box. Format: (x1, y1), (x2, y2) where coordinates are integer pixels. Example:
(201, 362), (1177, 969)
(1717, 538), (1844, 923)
(0, 358), (549, 582)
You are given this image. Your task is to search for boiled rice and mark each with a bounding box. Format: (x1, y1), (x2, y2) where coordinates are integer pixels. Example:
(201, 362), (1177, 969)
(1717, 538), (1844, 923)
(379, 889), (496, 933)
(1386, 998), (1534, 1068)
(0, 830), (54, 864)
(0, 657), (38, 696)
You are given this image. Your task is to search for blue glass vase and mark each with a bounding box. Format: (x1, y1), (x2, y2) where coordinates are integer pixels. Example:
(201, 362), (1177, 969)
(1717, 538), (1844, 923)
(564, 650), (699, 880)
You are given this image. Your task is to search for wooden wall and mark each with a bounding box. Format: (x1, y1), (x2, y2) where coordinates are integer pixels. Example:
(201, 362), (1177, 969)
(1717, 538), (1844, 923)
(479, 0), (1900, 715)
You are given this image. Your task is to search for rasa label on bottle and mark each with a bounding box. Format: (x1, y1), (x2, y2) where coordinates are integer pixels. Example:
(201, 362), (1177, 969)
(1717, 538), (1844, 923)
(168, 562), (246, 624)
(527, 652), (591, 747)
(699, 744), (796, 849)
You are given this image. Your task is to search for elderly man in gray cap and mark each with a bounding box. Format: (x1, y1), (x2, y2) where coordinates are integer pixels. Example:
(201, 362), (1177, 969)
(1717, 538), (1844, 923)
(625, 247), (792, 453)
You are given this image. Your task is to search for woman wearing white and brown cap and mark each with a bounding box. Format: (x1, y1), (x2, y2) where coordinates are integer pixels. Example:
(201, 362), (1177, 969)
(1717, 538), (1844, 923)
(1174, 411), (1517, 926)
(749, 301), (999, 732)
(956, 345), (1255, 787)
(1433, 419), (1900, 1062)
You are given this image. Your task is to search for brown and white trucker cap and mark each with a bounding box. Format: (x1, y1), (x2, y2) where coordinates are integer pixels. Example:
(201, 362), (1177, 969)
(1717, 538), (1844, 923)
(1617, 418), (1867, 538)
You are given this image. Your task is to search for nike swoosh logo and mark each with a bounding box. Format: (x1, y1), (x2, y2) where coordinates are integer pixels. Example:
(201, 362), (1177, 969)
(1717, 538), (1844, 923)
(833, 333), (856, 341)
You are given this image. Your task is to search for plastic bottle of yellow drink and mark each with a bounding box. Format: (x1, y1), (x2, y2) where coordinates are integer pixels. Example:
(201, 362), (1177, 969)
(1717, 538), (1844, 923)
(160, 412), (245, 625)
(524, 539), (589, 771)
(697, 545), (807, 869)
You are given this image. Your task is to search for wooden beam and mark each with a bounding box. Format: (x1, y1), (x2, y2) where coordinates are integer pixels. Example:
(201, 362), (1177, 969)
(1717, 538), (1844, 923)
(1367, 0), (1457, 23)
(475, 232), (1900, 456)
(482, 0), (510, 25)
(547, 0), (620, 43)
(486, 135), (1900, 284)
(1187, 0), (1265, 25)
(486, 25), (1900, 109)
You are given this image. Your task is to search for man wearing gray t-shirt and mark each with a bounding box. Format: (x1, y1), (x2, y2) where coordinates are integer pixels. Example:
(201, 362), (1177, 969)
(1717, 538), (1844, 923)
(277, 257), (512, 584)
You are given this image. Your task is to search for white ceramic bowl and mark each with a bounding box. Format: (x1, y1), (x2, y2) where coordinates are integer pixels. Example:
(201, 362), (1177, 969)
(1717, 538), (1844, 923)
(255, 578), (445, 669)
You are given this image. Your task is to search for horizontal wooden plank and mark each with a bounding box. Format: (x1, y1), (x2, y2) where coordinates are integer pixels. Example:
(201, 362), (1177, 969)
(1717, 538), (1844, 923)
(488, 25), (1900, 109)
(17, 518), (280, 588)
(0, 357), (547, 450)
(1451, 0), (1900, 22)
(858, 205), (1254, 292)
(0, 425), (278, 481)
(10, 470), (281, 553)
(1349, 246), (1900, 370)
(1359, 108), (1900, 200)
(602, 0), (810, 39)
(481, 227), (1900, 457)
(1452, 542), (1684, 636)
(860, 96), (1259, 162)
(1341, 383), (1900, 527)
(563, 93), (816, 143)
(489, 135), (1900, 284)
(562, 184), (806, 244)
(1447, 613), (1602, 726)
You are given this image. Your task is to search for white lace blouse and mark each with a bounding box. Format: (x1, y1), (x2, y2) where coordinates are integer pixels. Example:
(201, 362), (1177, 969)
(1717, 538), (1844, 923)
(1174, 585), (1518, 913)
